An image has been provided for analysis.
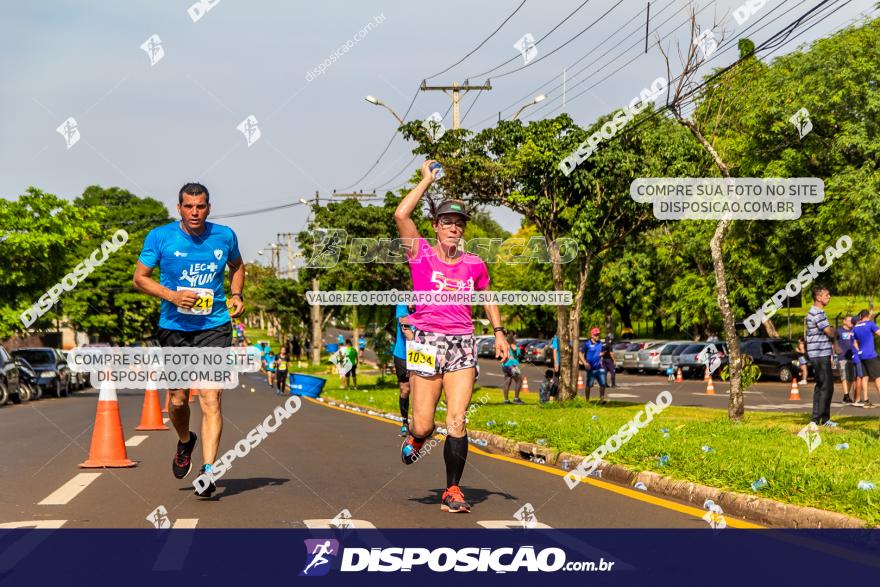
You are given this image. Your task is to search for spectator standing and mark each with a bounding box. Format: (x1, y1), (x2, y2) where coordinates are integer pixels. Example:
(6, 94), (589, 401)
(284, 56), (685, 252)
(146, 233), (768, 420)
(796, 337), (809, 385)
(836, 315), (856, 403)
(602, 336), (616, 387)
(501, 334), (524, 404)
(579, 327), (607, 404)
(852, 309), (880, 408)
(806, 286), (840, 426)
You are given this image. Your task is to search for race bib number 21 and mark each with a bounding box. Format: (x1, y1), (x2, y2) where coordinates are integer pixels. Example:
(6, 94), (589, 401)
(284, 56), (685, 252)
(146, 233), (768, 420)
(177, 286), (214, 315)
(406, 341), (438, 375)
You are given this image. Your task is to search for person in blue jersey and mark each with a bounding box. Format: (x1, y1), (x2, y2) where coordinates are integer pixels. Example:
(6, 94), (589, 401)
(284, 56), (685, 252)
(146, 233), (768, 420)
(852, 308), (880, 408)
(578, 327), (607, 404)
(133, 182), (245, 498)
(393, 304), (414, 436)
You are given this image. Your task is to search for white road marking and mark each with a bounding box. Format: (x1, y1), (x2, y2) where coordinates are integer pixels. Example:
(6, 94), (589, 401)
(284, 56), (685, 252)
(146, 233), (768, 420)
(125, 435), (149, 447)
(303, 519), (376, 529)
(172, 518), (199, 529)
(477, 520), (553, 529)
(607, 393), (638, 399)
(0, 520), (67, 529)
(38, 473), (102, 505)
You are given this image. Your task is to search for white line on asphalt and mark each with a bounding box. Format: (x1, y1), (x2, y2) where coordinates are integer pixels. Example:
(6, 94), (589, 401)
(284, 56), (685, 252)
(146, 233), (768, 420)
(607, 393), (638, 398)
(172, 518), (199, 529)
(125, 435), (149, 447)
(38, 473), (102, 505)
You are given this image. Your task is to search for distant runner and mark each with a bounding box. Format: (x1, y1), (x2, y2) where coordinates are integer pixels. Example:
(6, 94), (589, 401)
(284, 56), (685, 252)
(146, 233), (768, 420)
(393, 304), (414, 436)
(394, 160), (509, 514)
(132, 182), (245, 498)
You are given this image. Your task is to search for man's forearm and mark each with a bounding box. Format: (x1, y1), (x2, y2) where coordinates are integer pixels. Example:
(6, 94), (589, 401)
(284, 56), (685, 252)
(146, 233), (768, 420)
(229, 263), (245, 295)
(134, 275), (174, 302)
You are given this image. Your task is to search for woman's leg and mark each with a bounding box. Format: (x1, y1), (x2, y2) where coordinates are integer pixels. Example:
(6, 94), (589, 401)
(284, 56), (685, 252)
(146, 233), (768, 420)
(409, 373), (443, 438)
(502, 375), (511, 402)
(513, 373), (523, 400)
(443, 367), (475, 489)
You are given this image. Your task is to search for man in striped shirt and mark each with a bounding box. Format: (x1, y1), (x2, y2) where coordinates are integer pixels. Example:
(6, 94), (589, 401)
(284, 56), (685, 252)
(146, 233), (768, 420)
(805, 286), (841, 426)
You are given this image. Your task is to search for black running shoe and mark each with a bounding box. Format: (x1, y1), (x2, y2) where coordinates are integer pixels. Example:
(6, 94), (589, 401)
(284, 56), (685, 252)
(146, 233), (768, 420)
(194, 464), (216, 498)
(172, 432), (197, 479)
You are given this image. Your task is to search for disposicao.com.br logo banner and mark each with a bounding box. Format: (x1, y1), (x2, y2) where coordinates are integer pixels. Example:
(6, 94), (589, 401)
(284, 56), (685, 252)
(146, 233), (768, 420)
(299, 542), (615, 575)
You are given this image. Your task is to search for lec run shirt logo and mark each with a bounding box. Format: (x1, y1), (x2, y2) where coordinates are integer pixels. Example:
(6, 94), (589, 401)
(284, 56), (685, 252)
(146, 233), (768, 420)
(138, 221), (241, 331)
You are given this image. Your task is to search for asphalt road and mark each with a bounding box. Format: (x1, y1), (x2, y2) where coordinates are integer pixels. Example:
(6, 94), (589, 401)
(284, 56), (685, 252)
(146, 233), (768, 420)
(0, 372), (760, 530)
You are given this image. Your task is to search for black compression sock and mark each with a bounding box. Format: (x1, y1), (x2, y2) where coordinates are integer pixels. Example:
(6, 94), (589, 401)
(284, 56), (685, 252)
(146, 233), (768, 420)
(444, 435), (469, 488)
(399, 396), (410, 422)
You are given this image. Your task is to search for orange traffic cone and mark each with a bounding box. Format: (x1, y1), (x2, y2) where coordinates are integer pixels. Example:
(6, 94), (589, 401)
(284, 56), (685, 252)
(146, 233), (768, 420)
(789, 378), (801, 401)
(136, 379), (169, 431)
(675, 367), (683, 383)
(522, 376), (530, 393)
(577, 373), (585, 392)
(80, 374), (136, 468)
(705, 370), (715, 395)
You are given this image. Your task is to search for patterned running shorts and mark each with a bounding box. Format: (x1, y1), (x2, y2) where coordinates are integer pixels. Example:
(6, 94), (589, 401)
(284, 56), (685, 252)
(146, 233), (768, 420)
(411, 329), (479, 376)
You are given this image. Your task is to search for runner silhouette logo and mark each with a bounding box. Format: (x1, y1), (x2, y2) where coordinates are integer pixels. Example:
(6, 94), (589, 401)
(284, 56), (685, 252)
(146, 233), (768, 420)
(300, 539), (339, 576)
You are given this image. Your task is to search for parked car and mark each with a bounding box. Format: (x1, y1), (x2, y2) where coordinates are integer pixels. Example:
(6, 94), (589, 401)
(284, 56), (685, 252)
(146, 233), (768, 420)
(11, 348), (72, 397)
(619, 340), (662, 372)
(611, 342), (631, 370)
(677, 342), (729, 378)
(62, 350), (89, 390)
(636, 340), (674, 373)
(658, 342), (693, 374)
(478, 337), (497, 358)
(739, 338), (800, 382)
(0, 345), (23, 405)
(524, 340), (549, 364)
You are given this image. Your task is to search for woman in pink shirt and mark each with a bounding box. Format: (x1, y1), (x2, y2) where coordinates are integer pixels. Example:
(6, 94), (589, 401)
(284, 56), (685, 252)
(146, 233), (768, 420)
(394, 159), (510, 514)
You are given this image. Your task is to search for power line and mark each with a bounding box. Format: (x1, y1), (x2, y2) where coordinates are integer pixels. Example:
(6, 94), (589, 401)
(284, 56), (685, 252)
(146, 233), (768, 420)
(489, 0), (625, 81)
(425, 0), (529, 80)
(466, 0), (595, 80)
(338, 86), (421, 191)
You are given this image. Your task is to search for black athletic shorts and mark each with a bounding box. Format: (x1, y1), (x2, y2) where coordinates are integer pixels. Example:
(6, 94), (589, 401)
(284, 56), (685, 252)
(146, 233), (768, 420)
(394, 356), (409, 384)
(157, 321), (233, 348)
(863, 357), (880, 380)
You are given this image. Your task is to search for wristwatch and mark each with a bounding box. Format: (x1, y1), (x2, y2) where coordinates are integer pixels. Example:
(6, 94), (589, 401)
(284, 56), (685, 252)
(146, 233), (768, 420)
(231, 293), (244, 300)
(494, 326), (507, 335)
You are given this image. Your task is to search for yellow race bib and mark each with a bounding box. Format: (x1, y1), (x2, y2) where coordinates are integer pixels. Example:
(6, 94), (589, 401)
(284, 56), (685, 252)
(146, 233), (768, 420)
(406, 341), (438, 375)
(177, 286), (214, 315)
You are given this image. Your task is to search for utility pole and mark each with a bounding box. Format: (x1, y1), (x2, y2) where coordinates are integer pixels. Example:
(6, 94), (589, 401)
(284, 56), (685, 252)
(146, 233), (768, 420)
(419, 79), (492, 129)
(310, 190), (322, 365)
(277, 232), (296, 279)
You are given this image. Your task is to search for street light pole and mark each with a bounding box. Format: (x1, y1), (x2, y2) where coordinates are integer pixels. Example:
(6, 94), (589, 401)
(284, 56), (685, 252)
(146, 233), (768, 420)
(511, 94), (546, 121)
(365, 95), (404, 125)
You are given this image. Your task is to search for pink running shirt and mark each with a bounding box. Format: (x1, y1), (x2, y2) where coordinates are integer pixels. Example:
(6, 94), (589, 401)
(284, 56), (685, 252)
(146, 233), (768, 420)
(407, 237), (489, 335)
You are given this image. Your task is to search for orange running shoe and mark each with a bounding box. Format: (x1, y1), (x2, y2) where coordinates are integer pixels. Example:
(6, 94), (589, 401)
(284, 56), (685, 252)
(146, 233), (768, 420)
(441, 485), (471, 513)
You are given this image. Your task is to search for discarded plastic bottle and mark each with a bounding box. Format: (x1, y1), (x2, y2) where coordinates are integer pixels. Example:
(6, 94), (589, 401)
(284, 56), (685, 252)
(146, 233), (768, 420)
(478, 439), (488, 447)
(591, 415), (599, 421)
(634, 481), (648, 491)
(751, 477), (768, 492)
(659, 454), (669, 466)
(701, 445), (715, 453)
(857, 481), (876, 491)
(835, 443), (849, 450)
(703, 499), (716, 510)
(507, 421), (518, 427)
(486, 420), (496, 427)
(660, 428), (669, 434)
(537, 438), (547, 445)
(661, 432), (670, 439)
(561, 459), (571, 470)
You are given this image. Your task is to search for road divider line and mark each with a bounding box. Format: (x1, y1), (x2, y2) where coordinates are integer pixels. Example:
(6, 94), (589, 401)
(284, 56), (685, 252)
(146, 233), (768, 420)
(305, 397), (763, 529)
(38, 473), (102, 505)
(125, 435), (149, 447)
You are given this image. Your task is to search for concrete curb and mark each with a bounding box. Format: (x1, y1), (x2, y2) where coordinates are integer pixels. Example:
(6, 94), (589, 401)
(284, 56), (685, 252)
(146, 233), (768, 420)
(314, 396), (869, 528)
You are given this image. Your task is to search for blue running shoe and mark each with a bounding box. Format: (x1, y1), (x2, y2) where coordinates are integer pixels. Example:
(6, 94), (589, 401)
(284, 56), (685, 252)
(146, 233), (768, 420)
(400, 435), (426, 465)
(399, 424), (408, 437)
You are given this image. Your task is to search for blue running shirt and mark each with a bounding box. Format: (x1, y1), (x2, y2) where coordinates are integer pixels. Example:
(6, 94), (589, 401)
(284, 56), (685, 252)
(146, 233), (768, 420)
(393, 304), (411, 360)
(580, 340), (603, 369)
(138, 221), (241, 331)
(853, 320), (879, 361)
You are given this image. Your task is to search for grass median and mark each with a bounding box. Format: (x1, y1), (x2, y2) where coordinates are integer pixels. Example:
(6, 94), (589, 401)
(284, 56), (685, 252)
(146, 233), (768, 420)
(314, 371), (880, 526)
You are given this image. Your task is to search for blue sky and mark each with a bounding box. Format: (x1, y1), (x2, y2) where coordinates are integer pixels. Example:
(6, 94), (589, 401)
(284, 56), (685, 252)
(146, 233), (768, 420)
(0, 0), (873, 267)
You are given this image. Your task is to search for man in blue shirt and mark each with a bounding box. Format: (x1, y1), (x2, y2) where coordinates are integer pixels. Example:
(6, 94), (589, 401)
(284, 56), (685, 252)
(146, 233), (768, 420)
(836, 314), (856, 404)
(133, 182), (245, 498)
(579, 327), (607, 404)
(550, 335), (560, 375)
(853, 309), (880, 408)
(393, 304), (413, 436)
